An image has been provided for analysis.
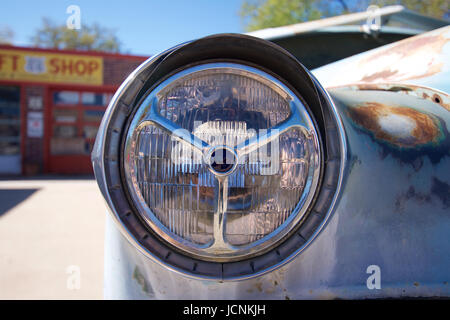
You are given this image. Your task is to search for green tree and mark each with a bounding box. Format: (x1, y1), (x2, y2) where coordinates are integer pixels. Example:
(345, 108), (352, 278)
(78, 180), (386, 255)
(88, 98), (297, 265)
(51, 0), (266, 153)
(0, 26), (14, 44)
(240, 0), (449, 31)
(31, 18), (122, 53)
(369, 0), (449, 18)
(240, 0), (322, 31)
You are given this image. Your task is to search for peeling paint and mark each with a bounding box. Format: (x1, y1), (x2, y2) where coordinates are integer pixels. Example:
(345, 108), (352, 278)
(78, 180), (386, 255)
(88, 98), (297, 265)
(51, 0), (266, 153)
(358, 31), (449, 83)
(313, 26), (450, 93)
(333, 83), (450, 112)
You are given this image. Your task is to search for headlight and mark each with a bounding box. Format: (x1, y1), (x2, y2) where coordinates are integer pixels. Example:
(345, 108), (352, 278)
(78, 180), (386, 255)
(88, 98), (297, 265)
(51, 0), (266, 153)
(93, 34), (344, 279)
(123, 62), (321, 261)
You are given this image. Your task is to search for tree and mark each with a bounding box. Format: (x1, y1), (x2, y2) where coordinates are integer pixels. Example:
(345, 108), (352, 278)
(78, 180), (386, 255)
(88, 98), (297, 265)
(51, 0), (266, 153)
(0, 26), (14, 44)
(31, 18), (122, 53)
(369, 0), (449, 18)
(240, 0), (322, 31)
(240, 0), (449, 31)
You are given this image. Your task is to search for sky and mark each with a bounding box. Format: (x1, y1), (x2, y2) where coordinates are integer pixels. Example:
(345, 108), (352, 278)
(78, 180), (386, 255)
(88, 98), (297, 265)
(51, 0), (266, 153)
(0, 0), (244, 56)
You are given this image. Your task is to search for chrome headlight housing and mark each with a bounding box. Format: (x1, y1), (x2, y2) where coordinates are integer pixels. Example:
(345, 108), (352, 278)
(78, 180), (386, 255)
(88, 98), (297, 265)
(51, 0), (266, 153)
(93, 34), (344, 279)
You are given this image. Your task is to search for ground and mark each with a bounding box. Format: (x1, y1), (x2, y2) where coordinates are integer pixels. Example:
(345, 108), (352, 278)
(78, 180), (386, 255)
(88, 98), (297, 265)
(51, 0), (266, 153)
(0, 176), (105, 299)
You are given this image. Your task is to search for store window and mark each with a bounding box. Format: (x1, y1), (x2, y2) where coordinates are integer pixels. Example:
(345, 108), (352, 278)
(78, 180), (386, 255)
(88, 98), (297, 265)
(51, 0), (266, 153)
(53, 91), (79, 105)
(0, 86), (21, 174)
(81, 92), (112, 106)
(83, 110), (105, 122)
(50, 90), (112, 157)
(0, 86), (21, 155)
(53, 109), (78, 123)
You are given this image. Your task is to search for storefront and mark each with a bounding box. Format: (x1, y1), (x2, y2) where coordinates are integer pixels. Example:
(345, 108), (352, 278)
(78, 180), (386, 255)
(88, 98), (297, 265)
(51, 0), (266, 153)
(0, 45), (147, 175)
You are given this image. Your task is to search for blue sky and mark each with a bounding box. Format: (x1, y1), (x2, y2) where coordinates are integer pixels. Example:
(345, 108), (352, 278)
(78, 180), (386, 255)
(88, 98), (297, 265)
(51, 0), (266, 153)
(0, 0), (243, 56)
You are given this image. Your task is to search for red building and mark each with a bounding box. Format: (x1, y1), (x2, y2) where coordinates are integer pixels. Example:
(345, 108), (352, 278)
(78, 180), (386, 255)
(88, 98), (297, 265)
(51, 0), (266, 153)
(0, 45), (147, 175)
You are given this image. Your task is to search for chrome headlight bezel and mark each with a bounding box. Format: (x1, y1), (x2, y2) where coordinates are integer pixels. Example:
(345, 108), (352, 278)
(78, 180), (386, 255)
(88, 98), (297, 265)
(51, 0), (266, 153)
(92, 34), (345, 280)
(123, 62), (322, 262)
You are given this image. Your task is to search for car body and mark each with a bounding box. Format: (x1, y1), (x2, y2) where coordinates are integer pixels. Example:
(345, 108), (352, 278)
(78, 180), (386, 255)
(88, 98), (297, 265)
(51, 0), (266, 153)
(92, 6), (450, 299)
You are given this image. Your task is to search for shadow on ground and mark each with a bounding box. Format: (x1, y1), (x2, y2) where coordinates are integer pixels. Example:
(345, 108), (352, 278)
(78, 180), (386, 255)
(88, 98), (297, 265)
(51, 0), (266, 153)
(0, 189), (39, 217)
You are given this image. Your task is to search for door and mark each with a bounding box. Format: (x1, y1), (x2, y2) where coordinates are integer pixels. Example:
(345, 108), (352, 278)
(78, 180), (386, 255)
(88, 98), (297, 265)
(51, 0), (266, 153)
(0, 86), (21, 174)
(48, 89), (113, 174)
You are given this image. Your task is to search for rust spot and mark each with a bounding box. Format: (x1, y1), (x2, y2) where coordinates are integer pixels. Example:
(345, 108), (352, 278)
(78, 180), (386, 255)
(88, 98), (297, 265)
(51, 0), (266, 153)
(254, 282), (263, 293)
(433, 94), (442, 104)
(431, 94), (450, 111)
(354, 84), (412, 93)
(413, 282), (420, 287)
(264, 287), (276, 294)
(347, 102), (441, 148)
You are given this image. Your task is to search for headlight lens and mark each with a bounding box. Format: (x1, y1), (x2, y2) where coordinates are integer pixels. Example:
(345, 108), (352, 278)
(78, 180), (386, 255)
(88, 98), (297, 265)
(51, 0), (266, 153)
(123, 63), (321, 261)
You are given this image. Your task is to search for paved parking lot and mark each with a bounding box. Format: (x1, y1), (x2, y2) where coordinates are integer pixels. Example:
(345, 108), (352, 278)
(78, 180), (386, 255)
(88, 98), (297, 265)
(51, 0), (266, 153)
(0, 177), (106, 299)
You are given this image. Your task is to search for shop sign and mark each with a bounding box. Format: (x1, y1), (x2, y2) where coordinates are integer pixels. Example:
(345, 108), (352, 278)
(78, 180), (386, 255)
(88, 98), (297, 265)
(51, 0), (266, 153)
(0, 49), (103, 85)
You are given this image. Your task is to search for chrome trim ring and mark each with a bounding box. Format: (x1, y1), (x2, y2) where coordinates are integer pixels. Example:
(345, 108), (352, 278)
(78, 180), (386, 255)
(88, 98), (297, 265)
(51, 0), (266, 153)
(122, 63), (322, 262)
